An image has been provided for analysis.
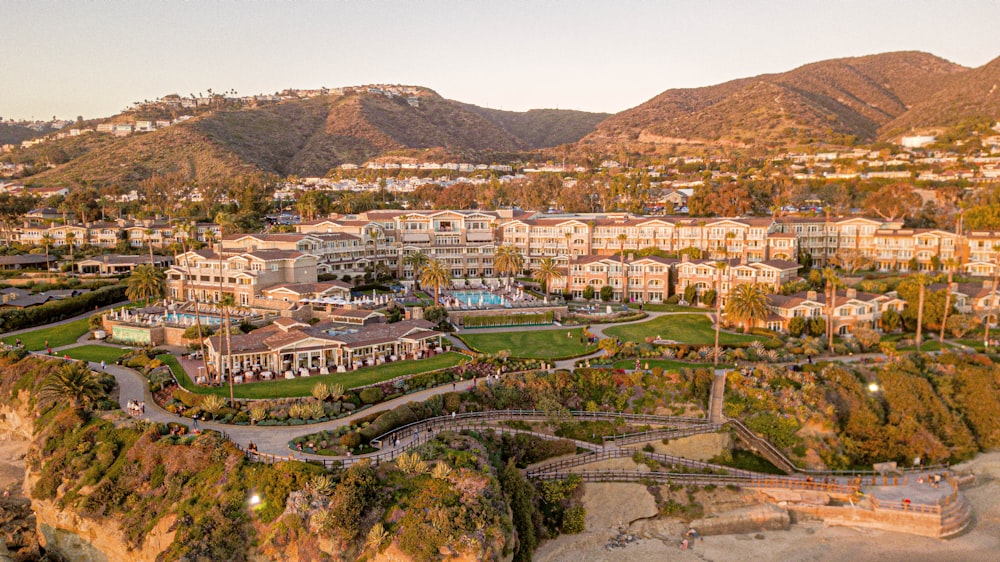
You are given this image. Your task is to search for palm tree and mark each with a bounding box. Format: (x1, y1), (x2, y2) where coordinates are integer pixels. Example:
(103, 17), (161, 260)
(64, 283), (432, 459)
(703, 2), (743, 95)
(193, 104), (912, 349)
(178, 221), (210, 380)
(37, 361), (104, 412)
(532, 257), (564, 298)
(939, 257), (959, 343)
(494, 245), (524, 287)
(914, 272), (929, 352)
(420, 259), (451, 306)
(822, 267), (840, 349)
(616, 233), (629, 303)
(713, 261), (728, 365)
(725, 283), (769, 333)
(146, 228), (156, 265)
(404, 250), (430, 290)
(125, 264), (165, 306)
(65, 231), (76, 260)
(41, 233), (53, 266)
(219, 293), (237, 407)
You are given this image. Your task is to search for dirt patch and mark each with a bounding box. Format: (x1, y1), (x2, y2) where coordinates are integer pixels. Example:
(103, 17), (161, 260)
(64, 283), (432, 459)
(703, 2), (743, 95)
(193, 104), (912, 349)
(650, 431), (730, 461)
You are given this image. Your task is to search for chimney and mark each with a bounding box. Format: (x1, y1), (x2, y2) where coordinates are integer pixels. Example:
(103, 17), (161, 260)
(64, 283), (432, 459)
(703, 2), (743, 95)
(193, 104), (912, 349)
(807, 290), (818, 301)
(682, 253), (690, 263)
(984, 280), (993, 290)
(846, 288), (857, 299)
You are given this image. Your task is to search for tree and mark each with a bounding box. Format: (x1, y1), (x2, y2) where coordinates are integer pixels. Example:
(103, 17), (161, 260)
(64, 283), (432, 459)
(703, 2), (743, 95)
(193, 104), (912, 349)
(420, 259), (450, 306)
(494, 245), (524, 286)
(40, 233), (53, 266)
(617, 233), (629, 303)
(65, 231), (76, 260)
(125, 264), (165, 306)
(807, 316), (826, 337)
(600, 285), (614, 302)
(37, 361), (104, 412)
(863, 183), (922, 222)
(725, 283), (769, 333)
(823, 268), (840, 348)
(940, 257), (959, 343)
(831, 248), (869, 274)
(219, 293), (237, 407)
(881, 308), (902, 333)
(947, 314), (978, 338)
(404, 250), (430, 289)
(914, 273), (929, 352)
(532, 257), (564, 297)
(582, 284), (595, 301)
(713, 261), (728, 365)
(788, 316), (807, 337)
(0, 193), (36, 246)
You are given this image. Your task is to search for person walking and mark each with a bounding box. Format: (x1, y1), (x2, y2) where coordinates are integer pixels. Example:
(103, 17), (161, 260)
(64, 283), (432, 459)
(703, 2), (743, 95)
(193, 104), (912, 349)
(100, 360), (106, 370)
(192, 415), (199, 430)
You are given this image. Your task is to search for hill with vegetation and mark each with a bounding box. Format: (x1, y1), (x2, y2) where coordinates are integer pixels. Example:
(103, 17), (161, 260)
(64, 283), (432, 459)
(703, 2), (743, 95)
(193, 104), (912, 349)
(11, 88), (607, 189)
(582, 51), (967, 148)
(881, 54), (1000, 137)
(460, 104), (611, 148)
(0, 123), (58, 146)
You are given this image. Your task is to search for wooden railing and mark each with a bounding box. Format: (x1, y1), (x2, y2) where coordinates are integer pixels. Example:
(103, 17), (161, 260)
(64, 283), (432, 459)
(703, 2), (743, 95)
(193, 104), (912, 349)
(602, 423), (722, 446)
(530, 469), (859, 494)
(526, 448), (756, 478)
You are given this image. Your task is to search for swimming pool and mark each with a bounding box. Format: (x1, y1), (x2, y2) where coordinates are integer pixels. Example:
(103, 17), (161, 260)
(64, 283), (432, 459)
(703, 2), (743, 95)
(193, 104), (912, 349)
(450, 290), (506, 306)
(164, 313), (223, 325)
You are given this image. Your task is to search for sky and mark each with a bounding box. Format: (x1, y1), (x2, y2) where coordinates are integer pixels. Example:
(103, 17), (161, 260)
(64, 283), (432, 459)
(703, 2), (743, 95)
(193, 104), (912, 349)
(3, 0), (1000, 121)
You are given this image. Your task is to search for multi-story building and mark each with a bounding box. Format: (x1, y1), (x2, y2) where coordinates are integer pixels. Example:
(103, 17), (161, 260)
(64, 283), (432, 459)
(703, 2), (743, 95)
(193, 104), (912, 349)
(552, 255), (676, 302)
(765, 289), (906, 334)
(675, 258), (801, 304)
(165, 249), (317, 307)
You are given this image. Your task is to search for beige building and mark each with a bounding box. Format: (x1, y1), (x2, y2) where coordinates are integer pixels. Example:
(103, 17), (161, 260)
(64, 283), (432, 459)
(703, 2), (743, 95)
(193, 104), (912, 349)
(165, 249), (317, 307)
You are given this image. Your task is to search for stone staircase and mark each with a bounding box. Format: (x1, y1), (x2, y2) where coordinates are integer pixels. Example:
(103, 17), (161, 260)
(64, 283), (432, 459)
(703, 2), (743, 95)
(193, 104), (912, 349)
(938, 492), (974, 538)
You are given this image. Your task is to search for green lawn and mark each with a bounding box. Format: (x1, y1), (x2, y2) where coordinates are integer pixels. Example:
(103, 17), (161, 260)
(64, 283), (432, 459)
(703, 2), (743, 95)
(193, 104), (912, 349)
(2, 317), (92, 350)
(611, 359), (730, 371)
(458, 328), (599, 359)
(60, 345), (129, 363)
(603, 313), (763, 345)
(165, 352), (467, 399)
(626, 303), (700, 313)
(880, 333), (950, 352)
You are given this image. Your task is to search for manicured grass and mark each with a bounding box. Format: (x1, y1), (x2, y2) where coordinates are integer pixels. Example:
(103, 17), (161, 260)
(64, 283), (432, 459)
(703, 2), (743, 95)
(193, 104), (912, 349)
(881, 333), (949, 352)
(603, 313), (763, 345)
(611, 359), (730, 371)
(458, 328), (599, 359)
(60, 345), (128, 364)
(626, 303), (700, 313)
(169, 352), (467, 399)
(2, 317), (91, 350)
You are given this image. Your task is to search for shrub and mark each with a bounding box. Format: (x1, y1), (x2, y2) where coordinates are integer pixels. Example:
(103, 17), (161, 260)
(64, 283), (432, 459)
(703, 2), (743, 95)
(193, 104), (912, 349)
(339, 432), (361, 449)
(359, 387), (383, 405)
(561, 506), (586, 534)
(600, 285), (614, 302)
(443, 391), (461, 413)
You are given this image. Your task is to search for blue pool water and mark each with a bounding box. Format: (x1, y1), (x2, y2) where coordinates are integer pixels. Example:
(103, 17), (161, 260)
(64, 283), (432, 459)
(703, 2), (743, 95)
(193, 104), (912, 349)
(450, 290), (505, 306)
(164, 313), (223, 325)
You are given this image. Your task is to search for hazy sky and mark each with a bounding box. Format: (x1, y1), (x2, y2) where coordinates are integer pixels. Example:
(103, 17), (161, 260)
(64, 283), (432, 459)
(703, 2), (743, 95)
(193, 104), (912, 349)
(3, 0), (999, 120)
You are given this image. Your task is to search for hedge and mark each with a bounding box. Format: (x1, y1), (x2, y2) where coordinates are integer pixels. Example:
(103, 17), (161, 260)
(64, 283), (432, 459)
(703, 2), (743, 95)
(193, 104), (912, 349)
(0, 284), (128, 332)
(463, 311), (554, 328)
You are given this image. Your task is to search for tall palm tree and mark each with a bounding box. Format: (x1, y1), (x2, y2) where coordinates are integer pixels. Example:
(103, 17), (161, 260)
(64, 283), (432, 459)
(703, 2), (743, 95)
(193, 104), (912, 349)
(219, 293), (237, 407)
(823, 267), (840, 349)
(65, 231), (76, 260)
(564, 231), (573, 257)
(713, 261), (728, 365)
(125, 264), (165, 306)
(532, 257), (564, 298)
(617, 233), (629, 303)
(985, 245), (1000, 349)
(179, 221), (210, 379)
(146, 228), (156, 265)
(404, 250), (430, 290)
(939, 257), (959, 343)
(37, 361), (104, 412)
(494, 244), (524, 287)
(914, 272), (929, 352)
(420, 259), (451, 306)
(40, 233), (53, 267)
(725, 283), (769, 333)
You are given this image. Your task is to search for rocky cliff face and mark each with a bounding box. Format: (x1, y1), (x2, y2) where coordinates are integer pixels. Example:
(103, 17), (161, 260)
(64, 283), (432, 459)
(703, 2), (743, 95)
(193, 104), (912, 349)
(2, 395), (175, 562)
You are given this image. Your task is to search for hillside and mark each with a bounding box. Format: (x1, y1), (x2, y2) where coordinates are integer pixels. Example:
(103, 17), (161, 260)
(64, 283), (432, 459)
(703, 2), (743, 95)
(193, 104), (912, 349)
(14, 88), (609, 187)
(0, 123), (57, 146)
(582, 51), (966, 148)
(460, 104), (611, 148)
(881, 55), (1000, 137)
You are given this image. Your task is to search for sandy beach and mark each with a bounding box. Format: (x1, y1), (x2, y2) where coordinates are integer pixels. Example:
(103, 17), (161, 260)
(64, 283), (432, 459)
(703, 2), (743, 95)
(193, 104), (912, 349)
(534, 452), (1000, 562)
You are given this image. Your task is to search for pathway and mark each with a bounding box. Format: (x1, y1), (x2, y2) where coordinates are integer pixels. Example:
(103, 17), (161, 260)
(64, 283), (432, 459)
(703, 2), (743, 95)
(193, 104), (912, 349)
(1, 301), (127, 339)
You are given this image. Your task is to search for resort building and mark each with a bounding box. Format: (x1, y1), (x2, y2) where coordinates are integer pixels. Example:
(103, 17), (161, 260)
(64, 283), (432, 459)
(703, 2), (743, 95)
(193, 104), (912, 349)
(764, 289), (906, 334)
(674, 258), (802, 305)
(164, 249), (317, 308)
(202, 313), (443, 379)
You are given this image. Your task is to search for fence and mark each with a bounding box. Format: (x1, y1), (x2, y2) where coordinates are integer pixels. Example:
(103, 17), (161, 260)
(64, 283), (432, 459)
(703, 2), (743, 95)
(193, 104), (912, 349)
(529, 469), (858, 494)
(602, 423), (722, 446)
(526, 448), (756, 478)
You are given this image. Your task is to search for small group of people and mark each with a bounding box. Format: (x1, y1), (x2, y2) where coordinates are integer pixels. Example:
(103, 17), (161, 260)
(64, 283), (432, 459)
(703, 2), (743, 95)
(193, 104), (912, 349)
(917, 473), (944, 488)
(247, 441), (258, 454)
(680, 528), (701, 549)
(126, 400), (145, 416)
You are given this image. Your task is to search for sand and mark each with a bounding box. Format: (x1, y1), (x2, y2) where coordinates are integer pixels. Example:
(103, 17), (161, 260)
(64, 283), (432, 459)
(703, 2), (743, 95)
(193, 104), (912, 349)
(534, 451), (1000, 562)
